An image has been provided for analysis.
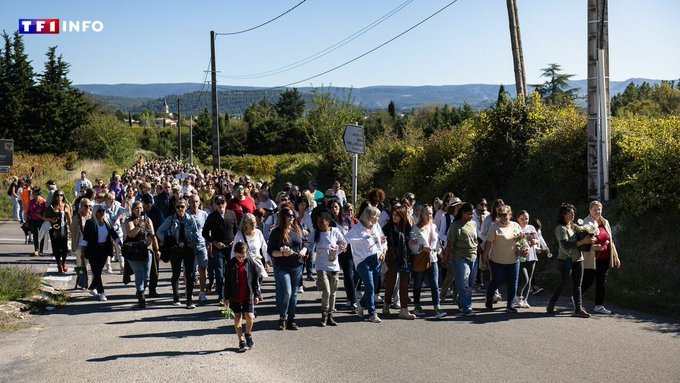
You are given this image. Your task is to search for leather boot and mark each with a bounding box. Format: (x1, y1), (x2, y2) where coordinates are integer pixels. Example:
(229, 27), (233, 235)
(320, 312), (327, 327)
(136, 291), (146, 308)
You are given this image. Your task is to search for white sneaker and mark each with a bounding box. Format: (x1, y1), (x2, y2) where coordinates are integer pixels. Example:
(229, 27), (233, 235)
(199, 292), (207, 302)
(99, 293), (108, 301)
(374, 295), (383, 304)
(186, 303), (196, 309)
(298, 286), (304, 293)
(493, 291), (502, 303)
(106, 266), (113, 274)
(118, 268), (124, 275)
(172, 301), (182, 306)
(523, 300), (531, 308)
(593, 305), (611, 314)
(89, 289), (99, 297)
(356, 301), (364, 318)
(369, 314), (382, 323)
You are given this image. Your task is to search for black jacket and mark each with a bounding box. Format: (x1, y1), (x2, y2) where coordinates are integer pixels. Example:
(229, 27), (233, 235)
(202, 210), (237, 245)
(83, 218), (119, 260)
(223, 257), (261, 302)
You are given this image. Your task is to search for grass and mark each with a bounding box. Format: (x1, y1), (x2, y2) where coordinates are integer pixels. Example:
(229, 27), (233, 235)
(0, 267), (43, 304)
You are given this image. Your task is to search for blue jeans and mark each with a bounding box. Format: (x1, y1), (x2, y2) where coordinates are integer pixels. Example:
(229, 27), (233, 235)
(413, 261), (440, 308)
(128, 255), (152, 292)
(274, 264), (302, 321)
(485, 260), (520, 308)
(212, 248), (227, 300)
(355, 254), (381, 316)
(12, 197), (21, 221)
(453, 258), (477, 311)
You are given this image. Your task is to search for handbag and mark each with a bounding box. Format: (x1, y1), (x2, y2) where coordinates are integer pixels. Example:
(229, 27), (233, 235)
(122, 239), (149, 261)
(412, 250), (431, 272)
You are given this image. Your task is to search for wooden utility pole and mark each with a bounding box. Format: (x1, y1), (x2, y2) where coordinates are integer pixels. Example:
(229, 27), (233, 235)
(177, 98), (181, 160)
(210, 31), (220, 171)
(587, 0), (610, 200)
(506, 0), (526, 100)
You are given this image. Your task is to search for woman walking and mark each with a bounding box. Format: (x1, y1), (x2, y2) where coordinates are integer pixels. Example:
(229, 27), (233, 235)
(515, 210), (540, 308)
(345, 205), (387, 323)
(267, 207), (308, 330)
(124, 201), (160, 308)
(382, 206), (416, 319)
(547, 203), (595, 318)
(42, 189), (72, 273)
(581, 201), (621, 314)
(410, 205), (446, 318)
(339, 203), (358, 310)
(482, 205), (524, 313)
(81, 205), (121, 301)
(444, 203), (478, 316)
(310, 212), (346, 326)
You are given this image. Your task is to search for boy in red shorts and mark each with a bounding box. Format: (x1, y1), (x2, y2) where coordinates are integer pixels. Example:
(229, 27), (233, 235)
(224, 242), (261, 352)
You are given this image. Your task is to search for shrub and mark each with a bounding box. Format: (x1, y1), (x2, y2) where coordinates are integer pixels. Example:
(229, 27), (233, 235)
(0, 267), (42, 303)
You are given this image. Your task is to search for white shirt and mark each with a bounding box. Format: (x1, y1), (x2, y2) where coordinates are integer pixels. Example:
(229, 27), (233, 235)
(231, 229), (270, 263)
(334, 189), (347, 207)
(311, 227), (345, 272)
(479, 214), (495, 243)
(345, 222), (387, 266)
(378, 210), (389, 228)
(438, 213), (455, 245)
(410, 223), (439, 262)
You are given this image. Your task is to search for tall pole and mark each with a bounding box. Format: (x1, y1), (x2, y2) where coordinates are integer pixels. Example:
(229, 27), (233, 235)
(189, 115), (194, 166)
(506, 0), (526, 100)
(352, 122), (359, 205)
(587, 0), (610, 200)
(177, 98), (181, 160)
(210, 31), (220, 171)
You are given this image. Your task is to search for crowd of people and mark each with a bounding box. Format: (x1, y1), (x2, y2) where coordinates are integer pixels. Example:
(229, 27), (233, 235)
(7, 157), (621, 352)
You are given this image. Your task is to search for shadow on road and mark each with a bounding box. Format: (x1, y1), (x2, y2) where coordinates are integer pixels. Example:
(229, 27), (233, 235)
(87, 348), (233, 362)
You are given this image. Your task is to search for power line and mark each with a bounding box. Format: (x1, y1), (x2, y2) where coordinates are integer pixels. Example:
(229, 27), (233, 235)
(215, 0), (307, 36)
(218, 0), (413, 80)
(269, 0), (461, 89)
(188, 58), (212, 113)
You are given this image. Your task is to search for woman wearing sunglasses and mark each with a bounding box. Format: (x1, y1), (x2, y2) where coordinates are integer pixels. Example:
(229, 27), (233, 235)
(42, 189), (72, 273)
(157, 198), (205, 309)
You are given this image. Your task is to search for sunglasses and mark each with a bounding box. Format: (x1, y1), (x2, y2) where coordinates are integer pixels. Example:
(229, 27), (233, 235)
(176, 206), (187, 209)
(498, 213), (510, 218)
(286, 214), (295, 218)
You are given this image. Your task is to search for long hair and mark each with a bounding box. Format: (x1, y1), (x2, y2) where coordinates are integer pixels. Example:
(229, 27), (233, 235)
(276, 207), (300, 244)
(489, 198), (506, 221)
(130, 201), (144, 219)
(328, 200), (342, 225)
(557, 203), (575, 226)
(388, 206), (410, 233)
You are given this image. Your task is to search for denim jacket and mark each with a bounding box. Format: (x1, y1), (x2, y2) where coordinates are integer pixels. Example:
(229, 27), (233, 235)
(157, 212), (206, 253)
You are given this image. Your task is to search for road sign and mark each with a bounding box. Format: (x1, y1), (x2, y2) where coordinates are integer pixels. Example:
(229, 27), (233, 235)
(0, 166), (9, 174)
(0, 139), (14, 167)
(343, 125), (366, 155)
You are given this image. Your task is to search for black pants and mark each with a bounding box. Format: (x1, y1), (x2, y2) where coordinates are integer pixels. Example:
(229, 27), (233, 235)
(170, 247), (195, 303)
(89, 253), (107, 293)
(582, 259), (610, 306)
(148, 256), (160, 293)
(549, 259), (584, 310)
(339, 251), (356, 304)
(50, 233), (69, 264)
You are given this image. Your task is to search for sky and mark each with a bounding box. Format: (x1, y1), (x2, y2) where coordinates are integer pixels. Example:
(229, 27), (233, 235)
(1, 0), (678, 88)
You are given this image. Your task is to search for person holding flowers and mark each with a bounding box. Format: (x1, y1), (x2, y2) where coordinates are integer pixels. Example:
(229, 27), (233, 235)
(310, 211), (346, 326)
(581, 201), (621, 314)
(547, 203), (596, 318)
(515, 210), (540, 308)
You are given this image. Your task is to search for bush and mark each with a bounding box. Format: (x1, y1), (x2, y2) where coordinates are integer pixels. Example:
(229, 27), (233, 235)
(221, 153), (331, 190)
(0, 267), (42, 303)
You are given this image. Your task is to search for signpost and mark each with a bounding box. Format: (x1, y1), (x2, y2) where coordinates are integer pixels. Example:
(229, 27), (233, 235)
(0, 139), (14, 167)
(343, 124), (365, 205)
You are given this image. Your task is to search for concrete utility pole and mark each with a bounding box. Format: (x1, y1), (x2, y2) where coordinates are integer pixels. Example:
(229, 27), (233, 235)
(210, 31), (220, 171)
(587, 0), (610, 200)
(177, 98), (181, 160)
(506, 0), (526, 100)
(189, 115), (194, 166)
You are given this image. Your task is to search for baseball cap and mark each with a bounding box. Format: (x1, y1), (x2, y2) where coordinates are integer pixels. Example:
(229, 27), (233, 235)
(141, 194), (154, 204)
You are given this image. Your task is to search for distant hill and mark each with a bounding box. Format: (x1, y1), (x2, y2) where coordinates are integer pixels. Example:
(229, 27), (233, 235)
(75, 78), (667, 115)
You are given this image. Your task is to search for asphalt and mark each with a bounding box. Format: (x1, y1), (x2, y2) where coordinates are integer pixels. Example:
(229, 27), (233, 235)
(0, 220), (679, 383)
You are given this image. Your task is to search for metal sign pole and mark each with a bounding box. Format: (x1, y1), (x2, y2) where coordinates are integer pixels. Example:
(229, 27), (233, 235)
(352, 152), (358, 205)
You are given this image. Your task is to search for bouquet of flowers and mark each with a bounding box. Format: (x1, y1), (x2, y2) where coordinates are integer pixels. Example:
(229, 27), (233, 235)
(514, 231), (530, 262)
(220, 306), (234, 320)
(573, 219), (599, 251)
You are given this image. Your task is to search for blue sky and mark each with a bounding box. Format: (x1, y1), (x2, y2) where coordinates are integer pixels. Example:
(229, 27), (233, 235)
(1, 0), (678, 88)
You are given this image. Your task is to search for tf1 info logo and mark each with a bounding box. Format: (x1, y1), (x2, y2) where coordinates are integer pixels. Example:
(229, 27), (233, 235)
(19, 19), (105, 34)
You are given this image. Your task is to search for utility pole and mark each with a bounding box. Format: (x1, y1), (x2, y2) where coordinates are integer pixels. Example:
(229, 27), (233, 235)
(210, 31), (220, 171)
(506, 0), (526, 100)
(587, 0), (610, 200)
(177, 98), (181, 160)
(189, 115), (194, 165)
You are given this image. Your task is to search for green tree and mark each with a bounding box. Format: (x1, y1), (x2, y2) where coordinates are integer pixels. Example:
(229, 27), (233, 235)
(532, 63), (578, 106)
(71, 113), (135, 165)
(387, 100), (396, 120)
(275, 88), (305, 121)
(3, 32), (36, 151)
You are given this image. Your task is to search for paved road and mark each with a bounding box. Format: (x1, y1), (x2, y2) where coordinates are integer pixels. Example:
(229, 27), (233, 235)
(0, 221), (679, 383)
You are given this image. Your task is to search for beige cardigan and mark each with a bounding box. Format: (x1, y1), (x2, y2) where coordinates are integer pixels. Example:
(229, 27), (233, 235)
(582, 215), (619, 270)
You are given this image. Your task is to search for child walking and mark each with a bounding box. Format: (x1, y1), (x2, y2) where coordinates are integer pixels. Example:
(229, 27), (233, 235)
(224, 242), (262, 352)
